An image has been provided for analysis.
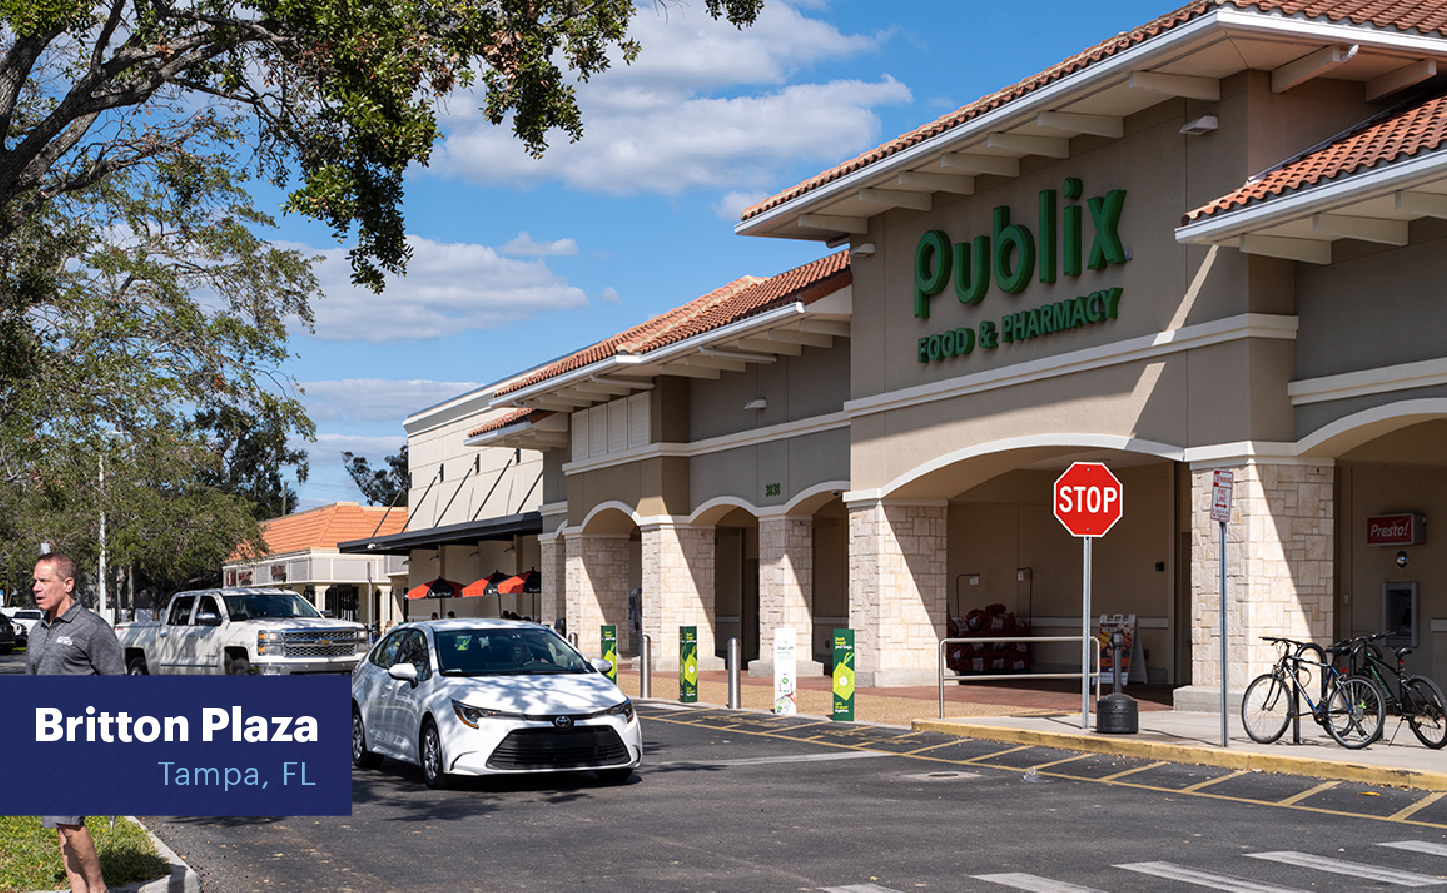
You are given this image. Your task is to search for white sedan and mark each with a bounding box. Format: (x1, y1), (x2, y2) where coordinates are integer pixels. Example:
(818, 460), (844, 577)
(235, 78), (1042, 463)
(351, 619), (642, 787)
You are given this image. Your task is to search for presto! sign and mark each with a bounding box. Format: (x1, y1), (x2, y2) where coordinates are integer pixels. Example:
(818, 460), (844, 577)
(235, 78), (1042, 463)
(913, 178), (1128, 364)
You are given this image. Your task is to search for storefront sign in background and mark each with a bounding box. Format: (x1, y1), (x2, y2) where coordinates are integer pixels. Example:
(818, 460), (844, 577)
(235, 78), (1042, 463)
(679, 626), (698, 703)
(2, 676), (351, 816)
(832, 629), (854, 721)
(1367, 513), (1426, 546)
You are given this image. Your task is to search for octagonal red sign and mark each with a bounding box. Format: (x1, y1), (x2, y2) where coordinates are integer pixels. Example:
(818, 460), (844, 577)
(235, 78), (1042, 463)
(1053, 462), (1124, 538)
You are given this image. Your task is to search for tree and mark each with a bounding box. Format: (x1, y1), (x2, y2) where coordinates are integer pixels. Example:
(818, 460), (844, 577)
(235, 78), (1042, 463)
(1, 0), (765, 288)
(343, 445), (408, 508)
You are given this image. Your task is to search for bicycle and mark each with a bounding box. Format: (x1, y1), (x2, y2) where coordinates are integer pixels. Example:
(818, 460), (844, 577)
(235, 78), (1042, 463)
(1241, 636), (1385, 749)
(1337, 632), (1447, 749)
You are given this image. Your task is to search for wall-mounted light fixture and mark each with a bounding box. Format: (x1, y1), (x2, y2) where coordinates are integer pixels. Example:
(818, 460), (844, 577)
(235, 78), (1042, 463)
(744, 398), (767, 411)
(1179, 115), (1218, 135)
(850, 242), (877, 258)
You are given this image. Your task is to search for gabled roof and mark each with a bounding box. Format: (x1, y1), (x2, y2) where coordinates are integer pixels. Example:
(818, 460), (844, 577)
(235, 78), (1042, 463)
(495, 252), (850, 398)
(236, 503), (407, 560)
(741, 0), (1447, 225)
(1185, 88), (1447, 221)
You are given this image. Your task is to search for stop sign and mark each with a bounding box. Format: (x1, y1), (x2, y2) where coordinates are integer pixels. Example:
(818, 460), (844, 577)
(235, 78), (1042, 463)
(1053, 462), (1123, 537)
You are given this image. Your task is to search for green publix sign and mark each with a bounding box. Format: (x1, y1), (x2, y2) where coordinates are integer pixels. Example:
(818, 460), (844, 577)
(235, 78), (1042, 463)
(914, 178), (1127, 364)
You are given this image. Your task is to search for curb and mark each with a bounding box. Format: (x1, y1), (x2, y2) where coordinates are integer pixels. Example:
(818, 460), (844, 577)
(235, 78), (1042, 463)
(118, 818), (200, 893)
(911, 719), (1447, 791)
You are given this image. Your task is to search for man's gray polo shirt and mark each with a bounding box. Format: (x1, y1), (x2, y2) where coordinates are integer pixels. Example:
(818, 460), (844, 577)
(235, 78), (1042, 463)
(26, 602), (125, 676)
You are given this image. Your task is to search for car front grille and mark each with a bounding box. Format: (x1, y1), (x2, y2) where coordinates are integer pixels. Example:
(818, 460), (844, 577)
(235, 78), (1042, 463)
(281, 630), (363, 657)
(486, 725), (630, 771)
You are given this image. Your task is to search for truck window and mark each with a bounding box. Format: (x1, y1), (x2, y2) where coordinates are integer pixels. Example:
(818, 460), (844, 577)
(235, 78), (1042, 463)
(167, 596), (196, 626)
(195, 595), (222, 624)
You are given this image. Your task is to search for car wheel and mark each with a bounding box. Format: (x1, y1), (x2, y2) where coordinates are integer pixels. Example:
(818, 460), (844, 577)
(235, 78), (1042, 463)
(227, 655), (250, 676)
(0, 645), (11, 656)
(420, 720), (449, 789)
(595, 767), (633, 785)
(352, 708), (383, 769)
(127, 657), (149, 676)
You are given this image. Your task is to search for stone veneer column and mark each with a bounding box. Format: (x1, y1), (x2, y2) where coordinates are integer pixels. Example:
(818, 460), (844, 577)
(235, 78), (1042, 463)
(564, 533), (631, 660)
(538, 533), (566, 628)
(640, 524), (723, 672)
(751, 516), (823, 677)
(847, 500), (948, 687)
(1179, 462), (1334, 710)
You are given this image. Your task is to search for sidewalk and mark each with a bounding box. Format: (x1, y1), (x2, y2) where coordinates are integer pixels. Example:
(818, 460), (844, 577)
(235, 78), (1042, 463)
(619, 668), (1447, 791)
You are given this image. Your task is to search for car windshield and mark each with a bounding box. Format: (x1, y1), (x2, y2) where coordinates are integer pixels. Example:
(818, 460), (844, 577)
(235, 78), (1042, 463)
(222, 593), (321, 620)
(435, 628), (594, 676)
(14, 611), (41, 620)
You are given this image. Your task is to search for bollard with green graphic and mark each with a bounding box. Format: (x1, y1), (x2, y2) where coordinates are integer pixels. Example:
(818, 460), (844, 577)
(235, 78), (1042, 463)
(680, 626), (698, 703)
(601, 625), (618, 684)
(832, 628), (855, 721)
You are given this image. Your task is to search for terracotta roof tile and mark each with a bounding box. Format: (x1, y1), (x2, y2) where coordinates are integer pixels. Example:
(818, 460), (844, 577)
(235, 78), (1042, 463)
(495, 276), (762, 396)
(741, 0), (1447, 222)
(466, 408), (553, 439)
(495, 253), (850, 396)
(1185, 89), (1447, 221)
(233, 503), (407, 560)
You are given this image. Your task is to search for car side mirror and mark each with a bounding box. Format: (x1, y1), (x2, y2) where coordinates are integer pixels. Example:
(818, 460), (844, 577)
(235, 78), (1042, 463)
(388, 663), (419, 683)
(591, 658), (613, 674)
(194, 613), (222, 627)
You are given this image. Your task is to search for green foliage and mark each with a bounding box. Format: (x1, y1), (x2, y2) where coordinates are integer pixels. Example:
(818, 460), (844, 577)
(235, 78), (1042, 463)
(0, 0), (767, 288)
(0, 815), (168, 891)
(343, 444), (408, 507)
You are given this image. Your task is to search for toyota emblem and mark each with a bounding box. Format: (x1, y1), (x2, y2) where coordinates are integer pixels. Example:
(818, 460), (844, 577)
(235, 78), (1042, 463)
(553, 715), (574, 728)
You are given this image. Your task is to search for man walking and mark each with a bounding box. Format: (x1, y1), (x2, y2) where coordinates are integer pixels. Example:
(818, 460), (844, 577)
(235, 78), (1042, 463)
(28, 553), (124, 893)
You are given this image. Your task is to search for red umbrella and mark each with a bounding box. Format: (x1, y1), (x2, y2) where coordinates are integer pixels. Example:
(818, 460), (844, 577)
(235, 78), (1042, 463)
(498, 569), (541, 594)
(407, 578), (463, 600)
(461, 571), (512, 598)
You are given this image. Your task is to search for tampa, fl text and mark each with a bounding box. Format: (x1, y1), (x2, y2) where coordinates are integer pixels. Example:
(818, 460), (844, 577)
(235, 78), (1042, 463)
(35, 706), (320, 791)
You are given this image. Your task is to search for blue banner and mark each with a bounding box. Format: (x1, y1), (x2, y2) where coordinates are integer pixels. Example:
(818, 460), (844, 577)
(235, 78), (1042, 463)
(0, 676), (352, 816)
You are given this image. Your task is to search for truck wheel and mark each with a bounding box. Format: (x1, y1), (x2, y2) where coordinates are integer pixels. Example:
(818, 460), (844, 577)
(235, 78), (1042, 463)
(227, 655), (251, 676)
(127, 657), (148, 676)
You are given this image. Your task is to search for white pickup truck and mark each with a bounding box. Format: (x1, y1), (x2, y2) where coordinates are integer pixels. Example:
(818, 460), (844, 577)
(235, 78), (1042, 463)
(116, 587), (368, 676)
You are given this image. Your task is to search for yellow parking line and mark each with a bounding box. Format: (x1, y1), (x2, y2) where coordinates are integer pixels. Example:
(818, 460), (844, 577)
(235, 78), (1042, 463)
(1391, 790), (1447, 822)
(1098, 761), (1167, 781)
(1277, 780), (1338, 806)
(962, 744), (1036, 763)
(1032, 753), (1092, 770)
(1182, 769), (1249, 791)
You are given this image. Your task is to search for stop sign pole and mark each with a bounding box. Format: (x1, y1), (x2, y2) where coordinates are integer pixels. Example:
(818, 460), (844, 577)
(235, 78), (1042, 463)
(1053, 462), (1124, 730)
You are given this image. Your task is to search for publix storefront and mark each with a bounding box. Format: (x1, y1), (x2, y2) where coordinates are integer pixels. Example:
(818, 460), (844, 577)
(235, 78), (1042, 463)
(728, 0), (1447, 708)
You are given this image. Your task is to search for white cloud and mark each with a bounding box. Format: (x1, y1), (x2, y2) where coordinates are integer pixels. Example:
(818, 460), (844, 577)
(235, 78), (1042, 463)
(501, 232), (578, 257)
(713, 191), (768, 221)
(298, 433), (408, 468)
(600, 287), (621, 304)
(433, 3), (909, 195)
(291, 235), (589, 343)
(301, 379), (484, 425)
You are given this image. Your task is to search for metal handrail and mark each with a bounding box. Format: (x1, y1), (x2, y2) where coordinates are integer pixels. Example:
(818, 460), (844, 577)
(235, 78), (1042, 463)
(937, 636), (1104, 729)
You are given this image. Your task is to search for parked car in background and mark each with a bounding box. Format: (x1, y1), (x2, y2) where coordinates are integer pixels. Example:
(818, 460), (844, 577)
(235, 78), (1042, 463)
(0, 614), (15, 655)
(3, 608), (43, 639)
(9, 617), (26, 649)
(116, 588), (367, 675)
(351, 619), (641, 788)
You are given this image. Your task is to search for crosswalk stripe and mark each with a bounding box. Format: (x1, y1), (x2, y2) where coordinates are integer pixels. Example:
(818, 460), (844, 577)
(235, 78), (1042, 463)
(1116, 861), (1307, 891)
(1248, 851), (1447, 886)
(819, 885), (905, 893)
(971, 873), (1105, 892)
(1382, 840), (1447, 858)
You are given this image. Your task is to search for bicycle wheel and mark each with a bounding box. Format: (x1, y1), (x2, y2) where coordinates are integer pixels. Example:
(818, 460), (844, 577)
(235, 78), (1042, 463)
(1324, 676), (1385, 749)
(1242, 673), (1291, 744)
(1404, 676), (1447, 749)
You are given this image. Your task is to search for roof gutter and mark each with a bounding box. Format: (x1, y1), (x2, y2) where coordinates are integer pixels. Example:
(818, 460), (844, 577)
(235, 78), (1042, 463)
(1174, 145), (1447, 244)
(733, 11), (1225, 237)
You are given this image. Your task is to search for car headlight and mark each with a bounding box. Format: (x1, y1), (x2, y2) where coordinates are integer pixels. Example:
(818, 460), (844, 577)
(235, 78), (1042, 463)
(257, 631), (283, 655)
(598, 699), (634, 722)
(452, 700), (524, 728)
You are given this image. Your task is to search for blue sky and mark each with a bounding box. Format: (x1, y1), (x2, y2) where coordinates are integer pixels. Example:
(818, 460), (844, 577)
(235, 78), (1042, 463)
(278, 0), (1183, 509)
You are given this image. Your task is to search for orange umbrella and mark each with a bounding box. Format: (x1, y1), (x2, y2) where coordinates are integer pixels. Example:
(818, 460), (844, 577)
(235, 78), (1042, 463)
(407, 578), (463, 600)
(460, 571), (511, 598)
(498, 570), (541, 594)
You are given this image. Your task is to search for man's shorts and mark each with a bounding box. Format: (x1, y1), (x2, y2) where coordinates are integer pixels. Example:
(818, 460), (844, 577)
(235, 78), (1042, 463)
(41, 816), (86, 828)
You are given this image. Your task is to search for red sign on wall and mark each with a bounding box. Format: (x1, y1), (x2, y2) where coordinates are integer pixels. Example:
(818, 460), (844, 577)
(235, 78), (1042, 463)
(1367, 513), (1426, 546)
